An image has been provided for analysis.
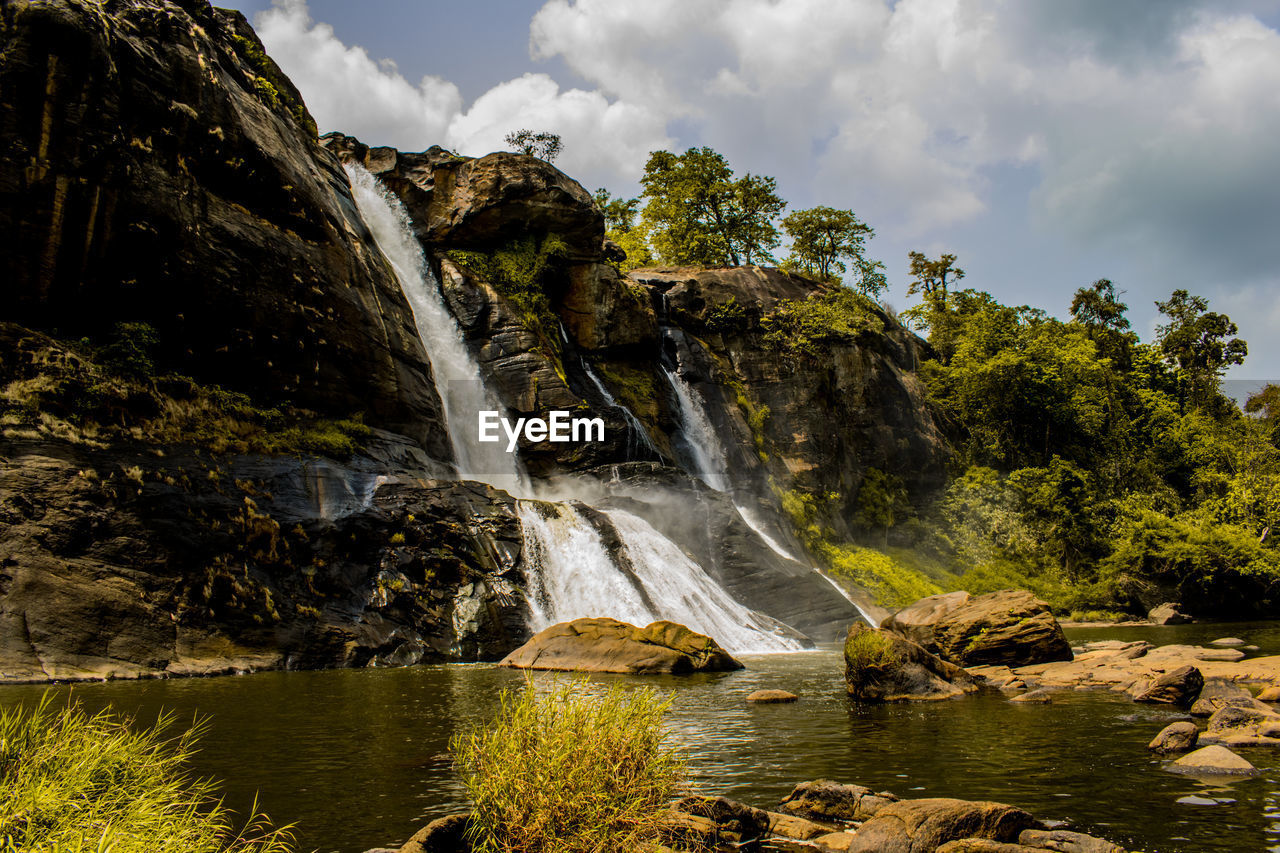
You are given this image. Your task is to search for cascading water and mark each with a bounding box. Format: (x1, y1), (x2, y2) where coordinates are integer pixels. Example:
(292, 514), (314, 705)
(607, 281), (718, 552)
(345, 162), (527, 495)
(517, 499), (802, 653)
(662, 361), (731, 492)
(582, 361), (661, 460)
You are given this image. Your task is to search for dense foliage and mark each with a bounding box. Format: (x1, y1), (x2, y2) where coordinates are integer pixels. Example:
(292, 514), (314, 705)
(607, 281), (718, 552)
(879, 273), (1278, 618)
(0, 697), (294, 853)
(451, 681), (685, 853)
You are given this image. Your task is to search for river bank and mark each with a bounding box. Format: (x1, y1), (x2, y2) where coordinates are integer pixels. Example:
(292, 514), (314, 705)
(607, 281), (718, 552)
(1, 622), (1277, 853)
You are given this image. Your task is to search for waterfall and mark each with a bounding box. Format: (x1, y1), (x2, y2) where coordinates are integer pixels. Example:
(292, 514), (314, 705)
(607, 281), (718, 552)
(735, 502), (800, 562)
(582, 361), (661, 460)
(517, 500), (802, 653)
(345, 162), (526, 495)
(662, 361), (731, 492)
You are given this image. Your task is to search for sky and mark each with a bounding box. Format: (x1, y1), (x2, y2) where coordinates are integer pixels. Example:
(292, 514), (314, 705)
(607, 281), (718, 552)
(220, 0), (1280, 381)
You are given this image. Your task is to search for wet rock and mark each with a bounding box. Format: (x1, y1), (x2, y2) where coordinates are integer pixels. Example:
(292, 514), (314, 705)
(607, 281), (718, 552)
(936, 842), (1038, 852)
(778, 780), (900, 823)
(1018, 828), (1125, 852)
(398, 813), (470, 853)
(1166, 744), (1259, 777)
(1010, 688), (1053, 704)
(844, 623), (979, 702)
(498, 617), (743, 674)
(1147, 721), (1199, 754)
(1206, 704), (1280, 740)
(747, 689), (799, 703)
(1194, 648), (1246, 662)
(1210, 637), (1245, 647)
(1257, 685), (1280, 702)
(845, 798), (1036, 853)
(880, 591), (971, 650)
(1148, 603), (1192, 625)
(1189, 678), (1263, 717)
(766, 811), (834, 840)
(924, 590), (1073, 668)
(1129, 665), (1204, 706)
(664, 796), (771, 847)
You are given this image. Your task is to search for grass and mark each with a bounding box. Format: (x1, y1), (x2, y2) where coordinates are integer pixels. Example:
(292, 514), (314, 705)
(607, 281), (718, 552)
(0, 696), (294, 853)
(844, 627), (898, 670)
(451, 680), (686, 853)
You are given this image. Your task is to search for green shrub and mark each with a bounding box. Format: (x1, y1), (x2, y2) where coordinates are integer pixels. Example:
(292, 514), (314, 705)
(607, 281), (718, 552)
(451, 680), (686, 853)
(0, 696), (294, 853)
(98, 321), (160, 380)
(762, 288), (883, 356)
(844, 628), (897, 670)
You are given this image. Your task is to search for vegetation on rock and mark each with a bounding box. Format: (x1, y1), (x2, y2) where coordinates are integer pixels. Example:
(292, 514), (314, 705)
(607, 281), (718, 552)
(0, 697), (294, 852)
(451, 680), (686, 853)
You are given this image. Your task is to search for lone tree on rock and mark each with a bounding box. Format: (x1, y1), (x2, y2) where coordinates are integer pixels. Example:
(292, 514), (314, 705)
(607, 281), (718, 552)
(505, 129), (562, 163)
(781, 206), (886, 296)
(638, 147), (784, 267)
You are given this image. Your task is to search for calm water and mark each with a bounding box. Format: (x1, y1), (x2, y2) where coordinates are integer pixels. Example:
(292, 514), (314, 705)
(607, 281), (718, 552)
(2, 623), (1279, 853)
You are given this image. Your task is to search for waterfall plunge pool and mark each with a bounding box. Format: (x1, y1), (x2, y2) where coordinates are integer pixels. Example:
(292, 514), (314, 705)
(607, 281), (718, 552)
(2, 622), (1278, 853)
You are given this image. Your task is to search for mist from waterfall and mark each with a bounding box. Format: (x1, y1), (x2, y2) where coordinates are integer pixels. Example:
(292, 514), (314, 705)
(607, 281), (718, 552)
(518, 500), (803, 653)
(345, 162), (526, 495)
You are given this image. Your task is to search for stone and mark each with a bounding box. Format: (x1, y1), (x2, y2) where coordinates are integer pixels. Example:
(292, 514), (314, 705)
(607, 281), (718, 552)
(814, 832), (858, 852)
(766, 811), (834, 840)
(1190, 678), (1262, 717)
(936, 843), (1037, 853)
(1258, 685), (1280, 702)
(1148, 721), (1199, 754)
(498, 618), (743, 675)
(926, 590), (1073, 668)
(1206, 704), (1279, 738)
(1166, 745), (1259, 777)
(1210, 637), (1245, 646)
(846, 798), (1037, 853)
(1129, 665), (1204, 706)
(1010, 688), (1053, 704)
(665, 796), (770, 846)
(748, 689), (799, 703)
(844, 623), (979, 702)
(1018, 828), (1126, 852)
(1148, 603), (1192, 624)
(778, 780), (900, 822)
(398, 814), (470, 853)
(880, 591), (971, 649)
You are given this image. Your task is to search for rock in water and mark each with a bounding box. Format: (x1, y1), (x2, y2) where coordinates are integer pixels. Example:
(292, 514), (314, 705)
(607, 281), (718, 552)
(844, 623), (979, 702)
(880, 591), (971, 649)
(498, 617), (743, 674)
(778, 780), (899, 822)
(1148, 721), (1199, 754)
(846, 798), (1036, 853)
(398, 813), (470, 853)
(1258, 685), (1280, 702)
(1148, 603), (1192, 624)
(1130, 665), (1204, 706)
(1018, 828), (1126, 852)
(1190, 678), (1262, 716)
(747, 689), (799, 703)
(1010, 688), (1053, 704)
(894, 590), (1073, 668)
(1167, 745), (1259, 777)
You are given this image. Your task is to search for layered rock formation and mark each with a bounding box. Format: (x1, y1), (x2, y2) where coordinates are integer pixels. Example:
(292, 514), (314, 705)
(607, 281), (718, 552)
(884, 590), (1073, 668)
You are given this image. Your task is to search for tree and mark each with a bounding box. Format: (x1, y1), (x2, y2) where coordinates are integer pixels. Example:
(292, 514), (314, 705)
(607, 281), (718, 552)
(1246, 384), (1280, 447)
(907, 251), (965, 301)
(1070, 278), (1133, 368)
(781, 206), (887, 296)
(504, 129), (562, 163)
(1155, 289), (1247, 412)
(593, 188), (654, 270)
(638, 148), (784, 267)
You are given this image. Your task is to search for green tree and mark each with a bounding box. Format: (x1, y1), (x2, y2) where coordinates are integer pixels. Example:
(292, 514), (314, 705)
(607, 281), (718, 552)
(593, 188), (655, 270)
(853, 467), (911, 546)
(781, 206), (887, 296)
(906, 251), (965, 301)
(505, 129), (563, 163)
(1070, 278), (1133, 367)
(638, 148), (785, 267)
(1155, 289), (1247, 412)
(1246, 384), (1280, 447)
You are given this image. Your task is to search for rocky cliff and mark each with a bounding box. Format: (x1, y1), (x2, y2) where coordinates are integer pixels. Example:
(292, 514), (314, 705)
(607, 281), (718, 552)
(1, 0), (949, 682)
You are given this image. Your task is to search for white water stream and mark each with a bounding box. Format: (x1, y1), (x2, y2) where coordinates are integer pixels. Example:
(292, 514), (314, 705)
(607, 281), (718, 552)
(346, 162), (527, 495)
(662, 362), (731, 492)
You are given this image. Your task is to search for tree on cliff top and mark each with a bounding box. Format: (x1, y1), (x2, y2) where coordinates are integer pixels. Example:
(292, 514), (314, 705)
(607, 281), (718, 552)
(781, 206), (887, 296)
(638, 147), (785, 267)
(505, 129), (562, 163)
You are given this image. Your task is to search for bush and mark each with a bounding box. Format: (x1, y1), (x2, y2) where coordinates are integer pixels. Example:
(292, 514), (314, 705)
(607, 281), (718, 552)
(0, 696), (294, 853)
(451, 680), (686, 853)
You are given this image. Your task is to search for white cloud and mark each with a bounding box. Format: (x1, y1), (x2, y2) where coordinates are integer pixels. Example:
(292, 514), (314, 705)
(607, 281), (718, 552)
(252, 0), (670, 189)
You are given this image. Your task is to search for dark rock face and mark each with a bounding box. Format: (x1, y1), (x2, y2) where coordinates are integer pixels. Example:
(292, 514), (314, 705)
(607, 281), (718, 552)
(921, 590), (1073, 668)
(846, 798), (1037, 853)
(844, 623), (978, 702)
(0, 0), (447, 454)
(498, 617), (743, 675)
(0, 441), (529, 682)
(397, 813), (470, 853)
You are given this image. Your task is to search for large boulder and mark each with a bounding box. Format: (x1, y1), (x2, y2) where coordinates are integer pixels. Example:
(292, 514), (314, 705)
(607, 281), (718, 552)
(846, 798), (1036, 853)
(880, 591), (971, 650)
(1148, 602), (1193, 624)
(498, 617), (743, 674)
(1148, 721), (1199, 754)
(1129, 665), (1204, 706)
(844, 623), (978, 702)
(1190, 678), (1262, 717)
(921, 590), (1073, 668)
(398, 814), (470, 853)
(1166, 744), (1259, 777)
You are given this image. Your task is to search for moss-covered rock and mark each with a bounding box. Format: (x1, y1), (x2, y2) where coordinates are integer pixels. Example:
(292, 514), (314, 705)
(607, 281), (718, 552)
(843, 623), (978, 702)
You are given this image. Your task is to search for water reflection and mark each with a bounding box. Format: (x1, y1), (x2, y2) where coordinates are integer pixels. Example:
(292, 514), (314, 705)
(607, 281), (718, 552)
(0, 625), (1277, 853)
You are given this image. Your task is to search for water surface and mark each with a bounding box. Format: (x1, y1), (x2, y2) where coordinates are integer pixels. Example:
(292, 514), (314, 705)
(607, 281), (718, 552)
(2, 624), (1279, 853)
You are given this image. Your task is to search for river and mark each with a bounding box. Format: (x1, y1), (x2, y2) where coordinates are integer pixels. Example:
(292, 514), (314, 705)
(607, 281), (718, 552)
(2, 622), (1278, 852)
